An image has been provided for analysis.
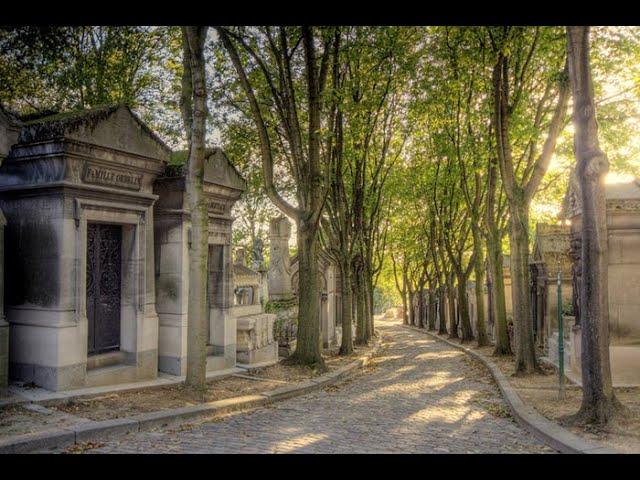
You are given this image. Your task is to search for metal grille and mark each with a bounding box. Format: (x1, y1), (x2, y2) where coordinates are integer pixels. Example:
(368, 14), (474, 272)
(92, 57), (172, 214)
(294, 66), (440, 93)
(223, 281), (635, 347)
(87, 223), (122, 355)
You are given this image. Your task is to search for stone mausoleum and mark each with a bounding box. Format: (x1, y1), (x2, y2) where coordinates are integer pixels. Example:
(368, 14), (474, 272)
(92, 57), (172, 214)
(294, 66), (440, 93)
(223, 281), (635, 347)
(0, 106), (169, 391)
(0, 104), (257, 392)
(0, 106), (22, 389)
(153, 148), (245, 376)
(529, 223), (573, 352)
(232, 248), (278, 365)
(267, 215), (342, 350)
(560, 177), (640, 386)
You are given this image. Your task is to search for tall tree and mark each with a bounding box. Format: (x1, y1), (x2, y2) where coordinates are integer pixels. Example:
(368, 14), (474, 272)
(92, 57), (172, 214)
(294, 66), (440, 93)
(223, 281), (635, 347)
(566, 26), (625, 426)
(181, 26), (209, 391)
(490, 26), (570, 374)
(217, 26), (337, 367)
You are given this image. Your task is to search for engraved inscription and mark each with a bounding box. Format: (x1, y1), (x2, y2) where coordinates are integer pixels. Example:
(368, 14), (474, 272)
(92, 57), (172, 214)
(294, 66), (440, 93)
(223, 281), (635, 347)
(83, 165), (142, 191)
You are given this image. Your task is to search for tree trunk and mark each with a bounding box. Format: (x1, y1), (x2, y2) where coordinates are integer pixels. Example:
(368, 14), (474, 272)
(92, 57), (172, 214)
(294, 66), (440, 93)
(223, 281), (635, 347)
(408, 289), (416, 327)
(456, 274), (474, 343)
(401, 290), (409, 325)
(438, 286), (448, 334)
(291, 221), (324, 366)
(447, 276), (458, 339)
(473, 236), (489, 347)
(354, 257), (368, 345)
(487, 232), (511, 355)
(366, 272), (375, 338)
(339, 259), (354, 355)
(509, 199), (537, 374)
(364, 278), (373, 339)
(182, 26), (209, 392)
(567, 25), (623, 425)
(428, 289), (437, 331)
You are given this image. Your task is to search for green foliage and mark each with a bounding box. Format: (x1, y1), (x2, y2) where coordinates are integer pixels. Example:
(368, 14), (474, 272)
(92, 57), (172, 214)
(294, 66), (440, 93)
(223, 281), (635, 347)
(264, 296), (298, 314)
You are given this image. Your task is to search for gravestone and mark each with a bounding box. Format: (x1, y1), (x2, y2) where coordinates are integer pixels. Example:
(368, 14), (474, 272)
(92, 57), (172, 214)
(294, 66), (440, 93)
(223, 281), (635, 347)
(153, 148), (245, 375)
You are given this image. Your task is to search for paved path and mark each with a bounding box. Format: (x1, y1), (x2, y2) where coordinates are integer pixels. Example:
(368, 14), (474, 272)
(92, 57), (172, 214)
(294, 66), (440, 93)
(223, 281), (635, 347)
(82, 319), (555, 454)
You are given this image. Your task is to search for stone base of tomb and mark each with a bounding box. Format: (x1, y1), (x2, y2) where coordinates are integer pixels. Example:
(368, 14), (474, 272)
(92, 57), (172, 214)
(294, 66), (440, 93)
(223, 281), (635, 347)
(547, 323), (640, 386)
(237, 342), (279, 365)
(236, 312), (279, 366)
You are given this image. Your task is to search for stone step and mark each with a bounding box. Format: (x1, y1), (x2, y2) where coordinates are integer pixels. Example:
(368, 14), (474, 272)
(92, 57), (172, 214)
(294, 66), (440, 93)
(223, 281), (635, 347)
(85, 364), (138, 389)
(87, 351), (126, 371)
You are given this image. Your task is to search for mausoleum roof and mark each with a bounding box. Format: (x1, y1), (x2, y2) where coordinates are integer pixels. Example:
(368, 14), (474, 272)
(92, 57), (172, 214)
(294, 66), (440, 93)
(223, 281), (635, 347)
(15, 104), (171, 159)
(531, 223), (572, 275)
(163, 147), (246, 192)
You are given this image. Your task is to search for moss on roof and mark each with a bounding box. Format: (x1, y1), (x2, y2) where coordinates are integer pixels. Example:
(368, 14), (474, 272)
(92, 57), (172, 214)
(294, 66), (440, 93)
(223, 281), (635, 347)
(21, 104), (118, 126)
(17, 104), (171, 154)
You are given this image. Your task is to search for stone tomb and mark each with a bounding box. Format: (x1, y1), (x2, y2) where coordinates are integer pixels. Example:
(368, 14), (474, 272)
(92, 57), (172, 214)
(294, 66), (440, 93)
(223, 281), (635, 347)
(232, 248), (278, 365)
(529, 223), (573, 354)
(561, 177), (640, 385)
(0, 105), (168, 391)
(290, 250), (341, 349)
(153, 148), (245, 375)
(0, 106), (21, 389)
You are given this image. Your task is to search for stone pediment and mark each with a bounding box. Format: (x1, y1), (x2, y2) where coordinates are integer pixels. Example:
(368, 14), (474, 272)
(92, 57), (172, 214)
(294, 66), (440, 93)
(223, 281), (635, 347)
(163, 148), (246, 193)
(204, 148), (246, 192)
(17, 105), (170, 161)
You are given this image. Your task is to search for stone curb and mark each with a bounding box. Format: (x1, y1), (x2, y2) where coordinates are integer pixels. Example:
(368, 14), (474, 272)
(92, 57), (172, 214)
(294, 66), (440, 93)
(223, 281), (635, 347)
(403, 325), (618, 454)
(0, 339), (382, 454)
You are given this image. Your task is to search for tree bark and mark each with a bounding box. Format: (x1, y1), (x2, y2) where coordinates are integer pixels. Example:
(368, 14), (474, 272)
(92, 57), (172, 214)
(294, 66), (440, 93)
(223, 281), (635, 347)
(438, 286), (448, 334)
(290, 220), (324, 366)
(354, 255), (368, 345)
(456, 274), (474, 343)
(473, 235), (489, 346)
(447, 274), (458, 339)
(427, 288), (437, 331)
(487, 234), (511, 355)
(182, 26), (209, 392)
(408, 288), (416, 328)
(567, 25), (623, 425)
(509, 198), (538, 374)
(339, 259), (354, 355)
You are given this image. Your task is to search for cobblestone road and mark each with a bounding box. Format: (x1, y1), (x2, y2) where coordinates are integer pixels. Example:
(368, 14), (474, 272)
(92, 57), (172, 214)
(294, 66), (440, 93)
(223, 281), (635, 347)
(83, 319), (555, 454)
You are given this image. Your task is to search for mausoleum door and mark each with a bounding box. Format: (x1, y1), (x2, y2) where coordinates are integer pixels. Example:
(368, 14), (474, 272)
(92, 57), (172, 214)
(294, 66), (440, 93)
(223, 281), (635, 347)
(86, 223), (122, 356)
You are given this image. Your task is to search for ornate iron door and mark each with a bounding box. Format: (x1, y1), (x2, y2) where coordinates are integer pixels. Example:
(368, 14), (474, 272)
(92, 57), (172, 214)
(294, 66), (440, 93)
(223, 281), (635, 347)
(86, 223), (122, 355)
